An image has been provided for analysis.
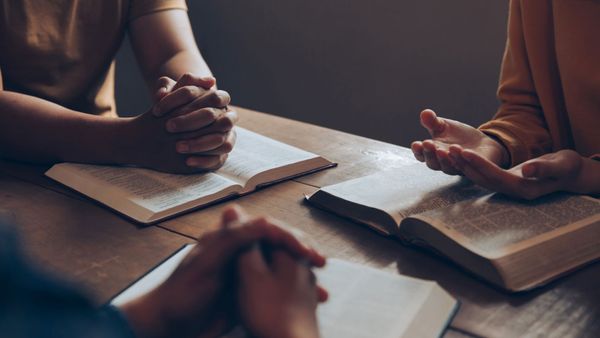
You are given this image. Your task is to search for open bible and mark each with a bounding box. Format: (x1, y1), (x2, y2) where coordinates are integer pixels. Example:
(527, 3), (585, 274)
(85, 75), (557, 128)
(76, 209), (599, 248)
(46, 128), (334, 224)
(111, 244), (459, 338)
(307, 163), (600, 292)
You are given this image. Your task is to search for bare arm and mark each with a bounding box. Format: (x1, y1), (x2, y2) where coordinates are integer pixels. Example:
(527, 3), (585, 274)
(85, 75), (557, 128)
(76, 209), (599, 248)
(129, 9), (214, 95)
(0, 46), (125, 165)
(0, 84), (234, 173)
(0, 90), (129, 164)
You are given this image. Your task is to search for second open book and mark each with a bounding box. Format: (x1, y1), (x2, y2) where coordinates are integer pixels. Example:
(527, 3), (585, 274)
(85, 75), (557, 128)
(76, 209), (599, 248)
(308, 163), (600, 292)
(46, 128), (334, 224)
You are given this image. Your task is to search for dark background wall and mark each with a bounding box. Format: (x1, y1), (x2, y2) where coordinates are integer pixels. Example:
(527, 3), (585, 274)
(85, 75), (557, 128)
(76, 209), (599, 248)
(115, 0), (508, 148)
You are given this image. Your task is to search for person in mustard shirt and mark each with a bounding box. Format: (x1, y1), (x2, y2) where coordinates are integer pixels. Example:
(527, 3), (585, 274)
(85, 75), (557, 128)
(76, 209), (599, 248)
(0, 0), (237, 173)
(411, 0), (600, 199)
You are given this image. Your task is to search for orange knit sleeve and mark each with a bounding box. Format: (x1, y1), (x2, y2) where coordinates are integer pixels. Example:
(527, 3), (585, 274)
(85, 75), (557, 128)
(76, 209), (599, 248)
(478, 0), (552, 167)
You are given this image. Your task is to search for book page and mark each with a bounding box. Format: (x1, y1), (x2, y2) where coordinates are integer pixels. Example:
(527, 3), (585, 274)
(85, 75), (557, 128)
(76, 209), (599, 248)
(49, 164), (238, 213)
(216, 128), (319, 185)
(417, 193), (600, 254)
(316, 259), (456, 338)
(319, 163), (487, 224)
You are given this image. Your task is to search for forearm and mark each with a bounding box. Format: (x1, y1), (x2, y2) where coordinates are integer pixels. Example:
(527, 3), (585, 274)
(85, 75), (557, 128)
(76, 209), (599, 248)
(129, 9), (215, 96)
(155, 50), (213, 86)
(0, 91), (130, 164)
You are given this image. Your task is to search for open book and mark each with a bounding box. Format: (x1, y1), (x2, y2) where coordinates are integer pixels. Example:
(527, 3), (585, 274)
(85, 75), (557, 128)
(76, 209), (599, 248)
(307, 163), (600, 292)
(46, 128), (334, 224)
(110, 244), (458, 338)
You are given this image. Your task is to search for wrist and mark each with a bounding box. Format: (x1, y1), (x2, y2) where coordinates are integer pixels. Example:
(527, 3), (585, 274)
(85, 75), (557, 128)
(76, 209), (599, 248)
(55, 114), (130, 165)
(119, 288), (170, 338)
(486, 134), (511, 168)
(112, 115), (143, 166)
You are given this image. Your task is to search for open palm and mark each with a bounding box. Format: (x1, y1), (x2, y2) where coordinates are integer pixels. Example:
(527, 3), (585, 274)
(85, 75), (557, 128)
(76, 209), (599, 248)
(411, 109), (508, 175)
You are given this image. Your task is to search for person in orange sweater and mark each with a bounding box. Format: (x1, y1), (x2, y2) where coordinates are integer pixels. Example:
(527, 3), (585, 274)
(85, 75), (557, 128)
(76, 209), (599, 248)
(411, 0), (600, 199)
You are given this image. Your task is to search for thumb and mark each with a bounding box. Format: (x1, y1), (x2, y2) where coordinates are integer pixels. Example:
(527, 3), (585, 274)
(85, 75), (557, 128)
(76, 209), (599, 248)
(521, 156), (568, 179)
(154, 76), (177, 102)
(420, 109), (447, 137)
(221, 205), (248, 228)
(173, 73), (216, 92)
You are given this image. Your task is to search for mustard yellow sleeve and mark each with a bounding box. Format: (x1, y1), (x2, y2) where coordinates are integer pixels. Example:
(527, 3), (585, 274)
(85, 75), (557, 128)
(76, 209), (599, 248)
(478, 0), (552, 167)
(128, 0), (188, 22)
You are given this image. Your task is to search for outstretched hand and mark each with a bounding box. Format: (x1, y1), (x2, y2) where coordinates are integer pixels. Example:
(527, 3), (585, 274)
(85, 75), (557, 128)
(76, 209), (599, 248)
(448, 148), (599, 199)
(411, 109), (509, 175)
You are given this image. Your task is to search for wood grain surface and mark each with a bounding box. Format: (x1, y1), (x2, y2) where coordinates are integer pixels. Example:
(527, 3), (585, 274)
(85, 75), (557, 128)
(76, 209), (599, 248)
(1, 106), (597, 338)
(0, 175), (191, 303)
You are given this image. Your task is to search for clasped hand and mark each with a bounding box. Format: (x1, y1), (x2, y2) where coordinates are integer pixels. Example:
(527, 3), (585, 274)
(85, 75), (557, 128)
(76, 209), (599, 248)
(120, 206), (327, 338)
(125, 73), (238, 174)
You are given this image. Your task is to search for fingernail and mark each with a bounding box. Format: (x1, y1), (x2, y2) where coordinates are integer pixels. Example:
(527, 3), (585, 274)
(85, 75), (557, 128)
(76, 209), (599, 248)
(177, 142), (189, 153)
(201, 76), (214, 82)
(166, 120), (177, 132)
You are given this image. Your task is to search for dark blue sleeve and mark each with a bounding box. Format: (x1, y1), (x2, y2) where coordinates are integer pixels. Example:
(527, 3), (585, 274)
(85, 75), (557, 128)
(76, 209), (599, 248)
(0, 216), (136, 338)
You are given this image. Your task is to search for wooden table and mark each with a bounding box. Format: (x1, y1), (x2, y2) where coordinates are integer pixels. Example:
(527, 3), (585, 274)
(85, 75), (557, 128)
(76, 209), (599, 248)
(1, 107), (598, 338)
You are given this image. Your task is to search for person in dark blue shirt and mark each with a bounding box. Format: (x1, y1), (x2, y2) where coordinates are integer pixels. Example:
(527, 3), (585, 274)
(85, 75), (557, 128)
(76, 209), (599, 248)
(0, 206), (326, 338)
